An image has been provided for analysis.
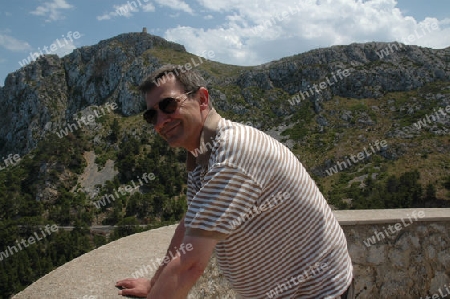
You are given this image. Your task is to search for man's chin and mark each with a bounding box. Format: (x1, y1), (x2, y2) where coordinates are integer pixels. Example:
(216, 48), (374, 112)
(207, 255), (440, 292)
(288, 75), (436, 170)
(167, 142), (179, 148)
(166, 137), (184, 148)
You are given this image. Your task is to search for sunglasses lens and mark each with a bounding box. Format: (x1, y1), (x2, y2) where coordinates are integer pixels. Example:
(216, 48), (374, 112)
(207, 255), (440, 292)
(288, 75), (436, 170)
(143, 109), (156, 124)
(144, 94), (190, 125)
(160, 98), (178, 114)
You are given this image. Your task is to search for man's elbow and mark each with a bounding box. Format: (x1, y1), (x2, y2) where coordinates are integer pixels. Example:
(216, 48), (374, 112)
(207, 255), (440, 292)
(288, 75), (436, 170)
(184, 260), (208, 283)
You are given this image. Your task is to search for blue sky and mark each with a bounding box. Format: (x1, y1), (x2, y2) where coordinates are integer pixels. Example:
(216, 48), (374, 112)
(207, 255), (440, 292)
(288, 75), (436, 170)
(1, 0), (449, 86)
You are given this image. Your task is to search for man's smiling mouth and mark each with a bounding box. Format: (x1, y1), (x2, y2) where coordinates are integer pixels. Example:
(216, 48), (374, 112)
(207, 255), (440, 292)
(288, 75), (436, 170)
(163, 123), (180, 136)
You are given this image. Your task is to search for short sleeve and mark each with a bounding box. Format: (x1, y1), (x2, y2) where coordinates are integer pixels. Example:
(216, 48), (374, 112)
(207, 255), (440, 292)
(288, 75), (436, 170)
(186, 170), (201, 207)
(184, 164), (262, 239)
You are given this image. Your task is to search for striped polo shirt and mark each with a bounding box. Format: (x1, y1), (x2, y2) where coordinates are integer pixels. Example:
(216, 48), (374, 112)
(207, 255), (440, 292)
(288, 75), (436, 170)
(184, 109), (353, 299)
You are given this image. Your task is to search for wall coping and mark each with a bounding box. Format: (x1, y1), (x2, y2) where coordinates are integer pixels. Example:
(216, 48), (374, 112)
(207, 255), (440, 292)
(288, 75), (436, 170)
(11, 208), (450, 298)
(333, 208), (450, 225)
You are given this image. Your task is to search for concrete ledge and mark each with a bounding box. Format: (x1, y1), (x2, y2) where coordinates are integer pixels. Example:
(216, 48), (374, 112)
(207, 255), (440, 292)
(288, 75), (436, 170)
(333, 208), (450, 225)
(11, 209), (450, 299)
(12, 225), (178, 299)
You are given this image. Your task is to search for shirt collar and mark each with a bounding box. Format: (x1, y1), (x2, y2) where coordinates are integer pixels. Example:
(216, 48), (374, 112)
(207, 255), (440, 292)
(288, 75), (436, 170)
(186, 108), (221, 171)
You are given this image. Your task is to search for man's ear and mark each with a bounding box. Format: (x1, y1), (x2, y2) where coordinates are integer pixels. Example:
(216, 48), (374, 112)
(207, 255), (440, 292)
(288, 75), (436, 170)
(198, 87), (209, 111)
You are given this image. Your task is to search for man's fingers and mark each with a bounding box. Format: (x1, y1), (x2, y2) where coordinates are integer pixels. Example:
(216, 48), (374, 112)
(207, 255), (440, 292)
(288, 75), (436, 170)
(116, 278), (135, 288)
(117, 286), (148, 298)
(117, 285), (140, 296)
(116, 278), (151, 298)
(118, 288), (133, 296)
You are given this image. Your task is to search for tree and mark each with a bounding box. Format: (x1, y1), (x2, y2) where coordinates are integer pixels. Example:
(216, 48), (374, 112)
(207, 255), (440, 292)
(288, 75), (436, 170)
(443, 176), (450, 190)
(112, 217), (142, 239)
(425, 183), (437, 201)
(109, 118), (120, 143)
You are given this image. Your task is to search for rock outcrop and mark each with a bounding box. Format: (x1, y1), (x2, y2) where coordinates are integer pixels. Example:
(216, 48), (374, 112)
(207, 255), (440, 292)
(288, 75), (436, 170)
(0, 32), (448, 158)
(0, 33), (185, 156)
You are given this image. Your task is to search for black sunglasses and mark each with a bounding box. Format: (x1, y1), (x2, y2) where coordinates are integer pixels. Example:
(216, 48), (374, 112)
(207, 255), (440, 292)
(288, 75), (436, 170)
(143, 90), (197, 125)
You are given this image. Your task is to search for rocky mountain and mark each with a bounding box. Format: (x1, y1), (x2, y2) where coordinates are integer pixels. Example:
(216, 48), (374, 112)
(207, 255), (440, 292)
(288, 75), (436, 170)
(0, 33), (184, 156)
(0, 30), (449, 298)
(1, 32), (448, 158)
(0, 31), (449, 206)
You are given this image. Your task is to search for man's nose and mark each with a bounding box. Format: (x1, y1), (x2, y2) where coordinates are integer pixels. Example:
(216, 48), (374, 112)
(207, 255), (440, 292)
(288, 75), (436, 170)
(154, 111), (171, 131)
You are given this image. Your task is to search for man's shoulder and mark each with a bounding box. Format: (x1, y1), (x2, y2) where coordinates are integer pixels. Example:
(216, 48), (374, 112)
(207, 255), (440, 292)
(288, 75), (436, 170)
(218, 118), (286, 148)
(217, 118), (266, 139)
(214, 118), (291, 165)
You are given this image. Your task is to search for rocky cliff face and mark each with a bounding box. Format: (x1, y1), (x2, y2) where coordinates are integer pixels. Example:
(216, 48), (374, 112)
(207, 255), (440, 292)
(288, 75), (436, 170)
(232, 42), (449, 112)
(0, 33), (185, 156)
(237, 42), (450, 99)
(0, 32), (448, 158)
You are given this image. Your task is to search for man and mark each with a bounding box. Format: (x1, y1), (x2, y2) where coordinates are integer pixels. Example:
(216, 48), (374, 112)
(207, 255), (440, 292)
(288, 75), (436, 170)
(116, 65), (354, 298)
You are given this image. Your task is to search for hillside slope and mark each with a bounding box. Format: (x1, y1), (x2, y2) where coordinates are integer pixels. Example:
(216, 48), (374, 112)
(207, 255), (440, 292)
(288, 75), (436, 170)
(0, 31), (449, 297)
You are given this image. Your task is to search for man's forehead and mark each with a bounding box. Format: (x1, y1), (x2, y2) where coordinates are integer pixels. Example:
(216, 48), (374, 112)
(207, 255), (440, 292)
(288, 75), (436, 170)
(145, 91), (166, 109)
(145, 82), (183, 107)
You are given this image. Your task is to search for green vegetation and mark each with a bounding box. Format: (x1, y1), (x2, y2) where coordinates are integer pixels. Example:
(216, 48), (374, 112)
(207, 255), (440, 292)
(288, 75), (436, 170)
(281, 103), (315, 141)
(281, 81), (449, 205)
(0, 221), (103, 298)
(0, 41), (449, 298)
(326, 170), (433, 209)
(143, 47), (250, 80)
(0, 111), (188, 298)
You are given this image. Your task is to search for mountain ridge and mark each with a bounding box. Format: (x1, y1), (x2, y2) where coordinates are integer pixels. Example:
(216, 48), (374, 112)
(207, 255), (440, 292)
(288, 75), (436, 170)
(0, 33), (449, 157)
(0, 32), (449, 203)
(0, 31), (449, 297)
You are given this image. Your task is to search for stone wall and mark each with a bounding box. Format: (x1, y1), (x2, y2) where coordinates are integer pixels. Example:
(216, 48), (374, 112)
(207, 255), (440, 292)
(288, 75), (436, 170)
(190, 209), (450, 299)
(12, 208), (450, 299)
(342, 218), (450, 298)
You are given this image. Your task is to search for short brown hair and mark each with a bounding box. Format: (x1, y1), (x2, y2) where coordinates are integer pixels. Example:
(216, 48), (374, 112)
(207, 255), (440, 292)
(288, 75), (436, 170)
(139, 64), (212, 108)
(139, 64), (206, 94)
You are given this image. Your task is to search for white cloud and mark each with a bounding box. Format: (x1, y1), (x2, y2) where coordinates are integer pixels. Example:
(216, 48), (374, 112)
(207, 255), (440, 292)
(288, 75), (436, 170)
(195, 0), (249, 12)
(50, 38), (77, 57)
(155, 0), (193, 15)
(96, 14), (112, 21)
(30, 0), (73, 22)
(96, 4), (136, 20)
(97, 2), (154, 21)
(115, 3), (139, 17)
(204, 15), (213, 20)
(0, 34), (32, 51)
(163, 0), (450, 66)
(142, 3), (156, 12)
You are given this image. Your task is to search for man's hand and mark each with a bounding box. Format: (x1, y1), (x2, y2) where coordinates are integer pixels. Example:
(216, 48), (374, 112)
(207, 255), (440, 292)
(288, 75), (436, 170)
(116, 278), (152, 298)
(147, 234), (219, 298)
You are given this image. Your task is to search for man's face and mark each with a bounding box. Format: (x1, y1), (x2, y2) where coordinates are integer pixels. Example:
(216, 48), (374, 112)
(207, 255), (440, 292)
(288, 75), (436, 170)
(145, 76), (205, 151)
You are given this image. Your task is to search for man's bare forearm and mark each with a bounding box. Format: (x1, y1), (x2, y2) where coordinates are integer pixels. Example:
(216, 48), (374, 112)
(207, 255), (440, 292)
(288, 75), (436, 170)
(147, 254), (204, 299)
(150, 215), (186, 285)
(147, 234), (218, 299)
